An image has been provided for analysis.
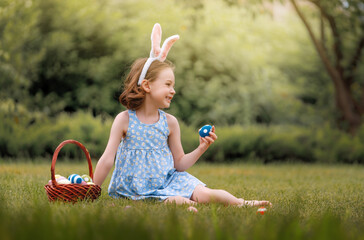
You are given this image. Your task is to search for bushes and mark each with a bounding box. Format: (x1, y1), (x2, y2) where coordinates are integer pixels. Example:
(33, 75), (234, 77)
(0, 107), (111, 159)
(1, 108), (363, 163)
(188, 125), (364, 164)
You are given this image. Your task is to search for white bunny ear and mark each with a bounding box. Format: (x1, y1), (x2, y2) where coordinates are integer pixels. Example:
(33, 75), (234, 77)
(138, 24), (179, 85)
(158, 35), (179, 62)
(150, 23), (162, 58)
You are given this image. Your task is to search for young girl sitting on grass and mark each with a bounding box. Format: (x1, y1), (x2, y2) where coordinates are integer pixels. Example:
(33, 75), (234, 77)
(93, 23), (271, 208)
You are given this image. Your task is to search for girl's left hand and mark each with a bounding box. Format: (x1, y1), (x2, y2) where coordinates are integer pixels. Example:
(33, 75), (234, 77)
(199, 126), (217, 150)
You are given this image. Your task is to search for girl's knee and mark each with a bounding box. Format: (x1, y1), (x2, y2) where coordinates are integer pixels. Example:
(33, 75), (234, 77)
(191, 185), (213, 203)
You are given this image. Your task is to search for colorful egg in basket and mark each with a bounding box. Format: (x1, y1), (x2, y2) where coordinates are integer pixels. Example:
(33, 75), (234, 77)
(81, 174), (93, 183)
(68, 174), (83, 184)
(44, 140), (101, 203)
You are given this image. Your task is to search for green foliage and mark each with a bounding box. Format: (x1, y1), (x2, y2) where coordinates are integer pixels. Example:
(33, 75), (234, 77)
(1, 0), (362, 163)
(169, 1), (332, 126)
(0, 0), (341, 127)
(1, 102), (363, 163)
(0, 162), (363, 240)
(0, 100), (111, 159)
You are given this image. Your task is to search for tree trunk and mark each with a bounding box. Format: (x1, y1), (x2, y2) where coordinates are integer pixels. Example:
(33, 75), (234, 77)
(335, 80), (362, 134)
(290, 0), (362, 134)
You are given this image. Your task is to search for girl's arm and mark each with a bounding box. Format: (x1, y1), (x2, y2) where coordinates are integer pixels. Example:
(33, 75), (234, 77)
(167, 114), (217, 172)
(93, 111), (129, 186)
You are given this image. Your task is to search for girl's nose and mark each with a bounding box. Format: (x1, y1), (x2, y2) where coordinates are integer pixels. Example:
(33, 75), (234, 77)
(171, 88), (176, 95)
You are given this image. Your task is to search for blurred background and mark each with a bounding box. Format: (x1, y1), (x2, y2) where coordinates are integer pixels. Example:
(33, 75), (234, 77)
(1, 0), (363, 163)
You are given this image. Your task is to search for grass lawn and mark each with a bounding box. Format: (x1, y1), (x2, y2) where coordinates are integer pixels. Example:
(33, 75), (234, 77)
(0, 160), (363, 240)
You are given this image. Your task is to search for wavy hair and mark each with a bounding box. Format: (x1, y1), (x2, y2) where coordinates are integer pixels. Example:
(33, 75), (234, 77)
(119, 58), (174, 110)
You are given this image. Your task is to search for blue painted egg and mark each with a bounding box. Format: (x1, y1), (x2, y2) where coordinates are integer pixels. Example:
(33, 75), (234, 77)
(68, 174), (83, 184)
(199, 125), (212, 138)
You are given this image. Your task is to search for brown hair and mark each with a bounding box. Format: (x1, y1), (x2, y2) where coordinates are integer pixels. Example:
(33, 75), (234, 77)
(119, 58), (175, 110)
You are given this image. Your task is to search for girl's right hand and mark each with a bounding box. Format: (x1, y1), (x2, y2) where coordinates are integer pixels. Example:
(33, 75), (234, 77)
(198, 126), (217, 151)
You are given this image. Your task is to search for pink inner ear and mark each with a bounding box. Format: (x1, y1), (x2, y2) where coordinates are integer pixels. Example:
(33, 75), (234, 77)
(151, 24), (162, 57)
(160, 36), (179, 62)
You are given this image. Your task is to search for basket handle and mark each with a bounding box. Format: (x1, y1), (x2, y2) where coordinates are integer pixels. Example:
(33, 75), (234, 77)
(51, 140), (93, 186)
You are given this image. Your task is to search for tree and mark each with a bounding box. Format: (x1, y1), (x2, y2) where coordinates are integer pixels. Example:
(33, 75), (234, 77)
(227, 0), (364, 133)
(266, 0), (364, 134)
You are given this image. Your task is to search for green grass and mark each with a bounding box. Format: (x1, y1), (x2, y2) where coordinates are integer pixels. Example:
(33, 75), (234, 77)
(0, 160), (363, 240)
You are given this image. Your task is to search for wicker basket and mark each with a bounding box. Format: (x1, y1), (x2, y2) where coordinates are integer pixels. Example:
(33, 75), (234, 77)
(44, 140), (101, 203)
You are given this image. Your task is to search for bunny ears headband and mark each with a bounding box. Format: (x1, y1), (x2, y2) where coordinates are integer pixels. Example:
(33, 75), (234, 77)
(138, 23), (179, 85)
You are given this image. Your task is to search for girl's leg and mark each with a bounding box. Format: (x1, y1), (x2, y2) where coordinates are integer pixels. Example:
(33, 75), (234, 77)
(191, 185), (243, 205)
(191, 185), (271, 206)
(164, 196), (197, 205)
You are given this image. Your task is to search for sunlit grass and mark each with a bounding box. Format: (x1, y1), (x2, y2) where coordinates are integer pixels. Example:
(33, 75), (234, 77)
(0, 160), (363, 240)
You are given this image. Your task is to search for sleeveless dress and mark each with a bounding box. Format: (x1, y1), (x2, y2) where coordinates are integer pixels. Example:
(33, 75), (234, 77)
(108, 109), (205, 201)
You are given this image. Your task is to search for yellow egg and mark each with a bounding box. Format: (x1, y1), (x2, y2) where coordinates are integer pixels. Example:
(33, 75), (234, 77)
(55, 174), (64, 179)
(57, 179), (71, 184)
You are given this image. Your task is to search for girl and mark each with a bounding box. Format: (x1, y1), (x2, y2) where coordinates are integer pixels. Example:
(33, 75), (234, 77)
(93, 24), (271, 207)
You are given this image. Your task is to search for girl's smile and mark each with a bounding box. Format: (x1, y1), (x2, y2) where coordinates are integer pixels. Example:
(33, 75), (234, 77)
(147, 68), (176, 109)
(166, 96), (173, 103)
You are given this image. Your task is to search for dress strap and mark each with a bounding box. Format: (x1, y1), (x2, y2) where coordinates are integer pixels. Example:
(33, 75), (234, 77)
(158, 110), (167, 125)
(128, 109), (137, 121)
(158, 109), (165, 119)
(158, 109), (170, 136)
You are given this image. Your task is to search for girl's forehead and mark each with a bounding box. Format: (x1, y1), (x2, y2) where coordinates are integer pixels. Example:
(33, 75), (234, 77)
(157, 68), (175, 81)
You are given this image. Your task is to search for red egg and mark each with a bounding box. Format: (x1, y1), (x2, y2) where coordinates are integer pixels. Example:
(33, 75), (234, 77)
(256, 207), (267, 215)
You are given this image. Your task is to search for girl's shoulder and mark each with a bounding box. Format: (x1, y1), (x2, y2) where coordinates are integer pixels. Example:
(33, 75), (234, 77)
(115, 110), (129, 122)
(165, 112), (178, 124)
(113, 110), (129, 136)
(165, 112), (179, 135)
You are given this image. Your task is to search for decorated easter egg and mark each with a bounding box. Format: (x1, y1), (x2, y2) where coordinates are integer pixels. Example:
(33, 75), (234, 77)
(81, 174), (93, 183)
(56, 176), (67, 182)
(55, 174), (64, 179)
(68, 174), (83, 184)
(198, 125), (212, 138)
(87, 182), (95, 185)
(57, 179), (71, 184)
(256, 207), (267, 215)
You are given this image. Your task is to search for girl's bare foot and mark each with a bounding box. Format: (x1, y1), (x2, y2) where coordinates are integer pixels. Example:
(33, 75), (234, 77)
(238, 198), (272, 207)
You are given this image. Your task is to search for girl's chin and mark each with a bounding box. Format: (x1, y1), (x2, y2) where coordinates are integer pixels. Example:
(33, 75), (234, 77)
(163, 100), (171, 107)
(161, 103), (170, 109)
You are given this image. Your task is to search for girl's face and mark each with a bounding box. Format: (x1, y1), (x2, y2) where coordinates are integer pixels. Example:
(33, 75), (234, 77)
(148, 67), (176, 109)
